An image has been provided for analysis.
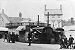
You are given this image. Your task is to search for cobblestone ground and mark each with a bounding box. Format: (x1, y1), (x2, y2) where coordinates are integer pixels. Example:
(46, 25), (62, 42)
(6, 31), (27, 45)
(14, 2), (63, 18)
(0, 39), (73, 50)
(0, 39), (62, 50)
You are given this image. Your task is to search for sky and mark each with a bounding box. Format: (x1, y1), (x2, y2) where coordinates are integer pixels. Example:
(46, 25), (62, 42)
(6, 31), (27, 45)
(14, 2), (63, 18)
(0, 0), (75, 22)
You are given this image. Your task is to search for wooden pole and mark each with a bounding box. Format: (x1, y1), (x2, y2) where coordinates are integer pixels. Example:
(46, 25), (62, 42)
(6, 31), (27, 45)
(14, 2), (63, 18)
(47, 12), (49, 27)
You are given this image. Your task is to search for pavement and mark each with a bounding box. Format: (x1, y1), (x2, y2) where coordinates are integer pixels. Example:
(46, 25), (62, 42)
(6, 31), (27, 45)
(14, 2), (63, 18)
(0, 39), (72, 50)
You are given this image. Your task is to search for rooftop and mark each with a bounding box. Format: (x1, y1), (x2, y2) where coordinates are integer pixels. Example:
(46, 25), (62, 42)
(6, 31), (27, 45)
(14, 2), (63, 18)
(9, 17), (23, 23)
(8, 17), (30, 23)
(44, 9), (62, 15)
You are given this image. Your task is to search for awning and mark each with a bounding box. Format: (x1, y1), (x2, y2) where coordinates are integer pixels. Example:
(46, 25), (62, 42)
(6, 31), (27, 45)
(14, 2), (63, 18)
(16, 26), (26, 31)
(0, 27), (8, 31)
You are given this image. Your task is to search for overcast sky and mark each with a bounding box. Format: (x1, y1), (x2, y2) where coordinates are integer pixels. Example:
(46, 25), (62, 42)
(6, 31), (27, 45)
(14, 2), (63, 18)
(0, 0), (75, 22)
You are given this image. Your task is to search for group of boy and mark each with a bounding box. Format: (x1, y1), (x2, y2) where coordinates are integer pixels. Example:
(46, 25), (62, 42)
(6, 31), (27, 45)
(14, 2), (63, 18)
(60, 35), (74, 49)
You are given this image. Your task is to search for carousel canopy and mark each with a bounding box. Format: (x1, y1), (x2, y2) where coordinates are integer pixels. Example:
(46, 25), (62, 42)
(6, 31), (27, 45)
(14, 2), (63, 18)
(16, 26), (26, 31)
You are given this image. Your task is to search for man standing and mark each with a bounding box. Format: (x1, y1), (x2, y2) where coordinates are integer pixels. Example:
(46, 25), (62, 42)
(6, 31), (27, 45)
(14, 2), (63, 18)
(11, 32), (15, 43)
(28, 28), (33, 46)
(3, 33), (6, 42)
(28, 33), (32, 46)
(59, 37), (64, 49)
(64, 37), (67, 48)
(7, 32), (11, 43)
(67, 35), (74, 48)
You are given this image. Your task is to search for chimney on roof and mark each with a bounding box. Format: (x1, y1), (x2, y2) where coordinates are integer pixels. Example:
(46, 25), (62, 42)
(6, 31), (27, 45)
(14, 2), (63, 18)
(19, 12), (22, 17)
(2, 9), (4, 14)
(60, 4), (62, 10)
(45, 4), (46, 11)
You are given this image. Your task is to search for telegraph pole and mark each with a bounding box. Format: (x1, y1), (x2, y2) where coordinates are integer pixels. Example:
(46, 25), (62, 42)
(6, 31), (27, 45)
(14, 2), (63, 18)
(47, 12), (49, 27)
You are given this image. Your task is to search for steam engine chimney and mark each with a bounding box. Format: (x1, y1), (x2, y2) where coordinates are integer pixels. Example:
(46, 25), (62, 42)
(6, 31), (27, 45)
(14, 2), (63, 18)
(37, 15), (39, 26)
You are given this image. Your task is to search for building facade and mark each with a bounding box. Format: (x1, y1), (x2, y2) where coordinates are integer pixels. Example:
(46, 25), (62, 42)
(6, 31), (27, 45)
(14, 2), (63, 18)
(44, 5), (63, 28)
(0, 9), (30, 32)
(0, 9), (10, 27)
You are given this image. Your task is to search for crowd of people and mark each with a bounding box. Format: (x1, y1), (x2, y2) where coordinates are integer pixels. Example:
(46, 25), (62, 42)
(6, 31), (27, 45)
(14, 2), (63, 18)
(3, 32), (19, 43)
(2, 28), (75, 49)
(59, 35), (74, 49)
